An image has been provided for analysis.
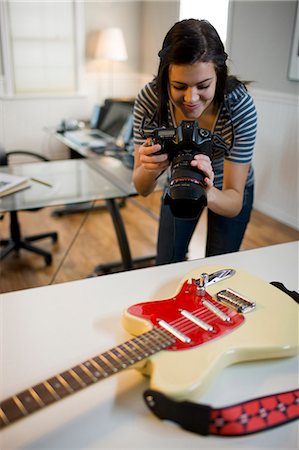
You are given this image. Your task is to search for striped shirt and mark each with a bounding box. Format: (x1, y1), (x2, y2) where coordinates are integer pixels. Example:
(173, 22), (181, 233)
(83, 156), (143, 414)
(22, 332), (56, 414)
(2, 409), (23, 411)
(133, 79), (257, 189)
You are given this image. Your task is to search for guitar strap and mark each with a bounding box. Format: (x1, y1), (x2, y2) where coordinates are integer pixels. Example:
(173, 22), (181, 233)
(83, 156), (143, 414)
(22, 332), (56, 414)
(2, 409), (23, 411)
(143, 282), (299, 436)
(143, 388), (299, 436)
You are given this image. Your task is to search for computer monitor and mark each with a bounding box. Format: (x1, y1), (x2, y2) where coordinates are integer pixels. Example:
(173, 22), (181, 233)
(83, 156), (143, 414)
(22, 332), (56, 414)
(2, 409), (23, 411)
(98, 99), (134, 138)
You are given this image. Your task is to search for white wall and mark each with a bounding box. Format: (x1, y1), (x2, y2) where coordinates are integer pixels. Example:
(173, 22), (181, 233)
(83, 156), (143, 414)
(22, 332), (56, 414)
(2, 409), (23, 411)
(227, 0), (298, 95)
(140, 1), (180, 75)
(227, 0), (298, 229)
(251, 88), (298, 228)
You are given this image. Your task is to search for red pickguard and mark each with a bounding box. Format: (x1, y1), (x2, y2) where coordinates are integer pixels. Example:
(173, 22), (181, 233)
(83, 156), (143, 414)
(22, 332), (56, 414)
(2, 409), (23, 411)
(127, 279), (244, 351)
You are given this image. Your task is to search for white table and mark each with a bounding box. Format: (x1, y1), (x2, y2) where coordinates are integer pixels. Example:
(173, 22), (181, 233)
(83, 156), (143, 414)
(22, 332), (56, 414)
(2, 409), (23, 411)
(0, 242), (298, 449)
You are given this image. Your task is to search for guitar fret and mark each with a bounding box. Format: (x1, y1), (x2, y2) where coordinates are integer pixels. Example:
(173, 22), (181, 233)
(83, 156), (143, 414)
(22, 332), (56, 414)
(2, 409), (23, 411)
(152, 327), (175, 349)
(48, 376), (74, 396)
(140, 329), (173, 351)
(43, 381), (61, 401)
(113, 346), (136, 365)
(0, 408), (9, 426)
(68, 369), (86, 387)
(17, 390), (42, 414)
(107, 349), (129, 368)
(28, 384), (46, 408)
(0, 397), (26, 425)
(99, 354), (120, 373)
(152, 327), (176, 346)
(70, 366), (94, 386)
(13, 396), (28, 416)
(82, 360), (104, 380)
(137, 333), (158, 351)
(93, 356), (114, 375)
(129, 338), (148, 355)
(153, 333), (173, 349)
(134, 336), (155, 356)
(60, 371), (84, 391)
(121, 341), (145, 360)
(89, 358), (109, 377)
(79, 363), (99, 382)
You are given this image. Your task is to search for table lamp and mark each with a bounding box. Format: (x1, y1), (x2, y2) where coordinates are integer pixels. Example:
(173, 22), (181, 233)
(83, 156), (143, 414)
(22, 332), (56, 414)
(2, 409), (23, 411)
(88, 27), (128, 97)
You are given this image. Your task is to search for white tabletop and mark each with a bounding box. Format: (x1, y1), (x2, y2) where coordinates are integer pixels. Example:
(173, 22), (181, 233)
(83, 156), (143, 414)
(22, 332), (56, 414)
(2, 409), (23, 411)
(1, 242), (298, 449)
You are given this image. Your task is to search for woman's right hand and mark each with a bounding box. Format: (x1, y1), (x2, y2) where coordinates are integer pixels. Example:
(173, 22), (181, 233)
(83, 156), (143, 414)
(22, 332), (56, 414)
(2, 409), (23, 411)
(133, 138), (170, 196)
(138, 138), (170, 174)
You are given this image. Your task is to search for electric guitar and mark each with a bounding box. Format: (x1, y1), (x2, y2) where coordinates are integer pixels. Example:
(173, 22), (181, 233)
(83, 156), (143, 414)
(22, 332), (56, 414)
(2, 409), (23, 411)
(0, 266), (298, 429)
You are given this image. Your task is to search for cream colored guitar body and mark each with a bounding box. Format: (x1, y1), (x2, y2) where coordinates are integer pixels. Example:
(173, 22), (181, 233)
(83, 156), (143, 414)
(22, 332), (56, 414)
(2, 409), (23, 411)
(122, 265), (299, 399)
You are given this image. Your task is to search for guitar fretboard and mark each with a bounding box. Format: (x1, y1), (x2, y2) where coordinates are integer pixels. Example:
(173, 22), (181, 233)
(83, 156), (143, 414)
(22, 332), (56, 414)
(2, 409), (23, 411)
(0, 327), (175, 428)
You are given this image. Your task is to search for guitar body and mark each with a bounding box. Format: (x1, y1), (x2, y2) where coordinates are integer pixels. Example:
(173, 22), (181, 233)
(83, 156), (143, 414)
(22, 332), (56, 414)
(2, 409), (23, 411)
(122, 265), (299, 399)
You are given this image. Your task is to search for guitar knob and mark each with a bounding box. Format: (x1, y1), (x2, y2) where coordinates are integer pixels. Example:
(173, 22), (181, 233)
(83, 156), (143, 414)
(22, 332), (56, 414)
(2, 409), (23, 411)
(196, 273), (209, 295)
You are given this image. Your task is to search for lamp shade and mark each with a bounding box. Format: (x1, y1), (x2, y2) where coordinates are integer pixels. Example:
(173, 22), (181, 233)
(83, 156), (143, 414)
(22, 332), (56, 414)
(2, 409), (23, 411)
(95, 27), (128, 62)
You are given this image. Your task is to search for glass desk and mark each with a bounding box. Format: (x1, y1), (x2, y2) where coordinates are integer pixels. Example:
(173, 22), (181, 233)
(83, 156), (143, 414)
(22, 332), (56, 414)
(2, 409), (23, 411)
(0, 158), (138, 270)
(0, 159), (129, 212)
(0, 156), (165, 275)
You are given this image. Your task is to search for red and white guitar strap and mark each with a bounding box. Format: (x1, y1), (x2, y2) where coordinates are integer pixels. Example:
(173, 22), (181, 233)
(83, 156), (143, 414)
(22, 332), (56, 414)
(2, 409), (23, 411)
(144, 282), (299, 437)
(143, 387), (299, 436)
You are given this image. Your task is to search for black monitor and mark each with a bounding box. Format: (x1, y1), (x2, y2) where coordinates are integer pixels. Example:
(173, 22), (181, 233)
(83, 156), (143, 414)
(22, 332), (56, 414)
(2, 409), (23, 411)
(98, 99), (134, 138)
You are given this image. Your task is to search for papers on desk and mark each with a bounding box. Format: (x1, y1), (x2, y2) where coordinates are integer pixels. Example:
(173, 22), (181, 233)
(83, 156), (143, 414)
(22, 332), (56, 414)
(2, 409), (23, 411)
(0, 172), (31, 197)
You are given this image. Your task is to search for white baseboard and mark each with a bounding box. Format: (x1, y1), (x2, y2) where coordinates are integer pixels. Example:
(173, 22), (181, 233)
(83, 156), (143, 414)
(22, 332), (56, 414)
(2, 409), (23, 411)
(251, 87), (299, 106)
(254, 200), (299, 230)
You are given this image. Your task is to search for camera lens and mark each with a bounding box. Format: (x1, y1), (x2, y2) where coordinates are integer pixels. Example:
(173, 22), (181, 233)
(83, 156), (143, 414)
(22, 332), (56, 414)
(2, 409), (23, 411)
(165, 185), (207, 219)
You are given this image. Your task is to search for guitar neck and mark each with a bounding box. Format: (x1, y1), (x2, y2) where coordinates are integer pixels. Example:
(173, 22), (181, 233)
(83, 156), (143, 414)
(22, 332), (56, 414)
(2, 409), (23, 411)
(0, 327), (174, 428)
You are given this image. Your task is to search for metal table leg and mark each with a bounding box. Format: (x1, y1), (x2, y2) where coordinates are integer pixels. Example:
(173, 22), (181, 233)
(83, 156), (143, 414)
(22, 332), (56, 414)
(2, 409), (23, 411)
(97, 198), (133, 272)
(92, 198), (156, 276)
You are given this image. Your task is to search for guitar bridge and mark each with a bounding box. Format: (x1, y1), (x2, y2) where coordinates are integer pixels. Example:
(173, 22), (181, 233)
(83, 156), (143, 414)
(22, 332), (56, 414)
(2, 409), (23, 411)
(216, 288), (256, 313)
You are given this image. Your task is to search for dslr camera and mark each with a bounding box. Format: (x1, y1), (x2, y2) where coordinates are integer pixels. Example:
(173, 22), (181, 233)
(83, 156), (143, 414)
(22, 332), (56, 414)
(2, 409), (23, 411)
(142, 120), (213, 219)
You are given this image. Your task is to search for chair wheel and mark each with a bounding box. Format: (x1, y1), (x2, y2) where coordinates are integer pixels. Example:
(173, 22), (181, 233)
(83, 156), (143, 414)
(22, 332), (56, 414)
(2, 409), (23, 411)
(51, 211), (62, 217)
(52, 233), (58, 243)
(45, 254), (52, 265)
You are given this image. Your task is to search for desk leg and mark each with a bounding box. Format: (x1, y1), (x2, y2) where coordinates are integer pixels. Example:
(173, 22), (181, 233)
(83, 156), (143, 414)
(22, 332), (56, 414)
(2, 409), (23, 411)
(92, 198), (157, 276)
(105, 198), (133, 270)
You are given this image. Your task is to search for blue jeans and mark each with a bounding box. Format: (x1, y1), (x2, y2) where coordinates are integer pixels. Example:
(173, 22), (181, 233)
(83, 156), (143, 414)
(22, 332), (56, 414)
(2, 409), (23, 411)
(156, 184), (254, 264)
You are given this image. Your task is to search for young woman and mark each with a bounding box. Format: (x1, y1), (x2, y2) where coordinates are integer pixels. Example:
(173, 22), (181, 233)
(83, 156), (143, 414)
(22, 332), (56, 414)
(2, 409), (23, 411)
(133, 19), (257, 264)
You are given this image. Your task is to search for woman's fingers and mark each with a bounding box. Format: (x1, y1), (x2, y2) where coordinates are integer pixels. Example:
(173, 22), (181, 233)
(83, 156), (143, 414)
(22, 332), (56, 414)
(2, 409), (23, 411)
(190, 154), (214, 186)
(139, 142), (169, 172)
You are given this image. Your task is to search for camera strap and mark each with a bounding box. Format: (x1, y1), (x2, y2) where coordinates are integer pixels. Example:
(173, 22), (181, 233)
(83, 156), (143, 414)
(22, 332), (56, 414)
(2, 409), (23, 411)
(143, 388), (299, 436)
(143, 282), (299, 437)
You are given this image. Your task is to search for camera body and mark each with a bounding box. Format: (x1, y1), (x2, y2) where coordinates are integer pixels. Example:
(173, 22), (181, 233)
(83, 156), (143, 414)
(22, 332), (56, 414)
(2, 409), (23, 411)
(149, 120), (213, 219)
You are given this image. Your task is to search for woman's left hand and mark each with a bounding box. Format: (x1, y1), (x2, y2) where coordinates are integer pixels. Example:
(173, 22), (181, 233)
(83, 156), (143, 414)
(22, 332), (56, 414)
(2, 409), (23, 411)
(190, 154), (214, 188)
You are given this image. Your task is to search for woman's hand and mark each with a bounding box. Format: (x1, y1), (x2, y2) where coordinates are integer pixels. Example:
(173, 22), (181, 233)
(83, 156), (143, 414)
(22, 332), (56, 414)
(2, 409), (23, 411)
(133, 139), (170, 196)
(190, 154), (214, 188)
(138, 138), (170, 174)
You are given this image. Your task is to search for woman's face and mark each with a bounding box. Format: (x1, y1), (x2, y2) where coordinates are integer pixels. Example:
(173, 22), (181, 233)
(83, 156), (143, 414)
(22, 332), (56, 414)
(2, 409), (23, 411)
(168, 61), (217, 120)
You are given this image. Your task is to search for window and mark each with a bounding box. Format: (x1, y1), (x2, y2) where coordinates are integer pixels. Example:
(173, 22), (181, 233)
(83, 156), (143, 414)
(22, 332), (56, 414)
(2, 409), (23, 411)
(180, 0), (229, 45)
(0, 0), (84, 96)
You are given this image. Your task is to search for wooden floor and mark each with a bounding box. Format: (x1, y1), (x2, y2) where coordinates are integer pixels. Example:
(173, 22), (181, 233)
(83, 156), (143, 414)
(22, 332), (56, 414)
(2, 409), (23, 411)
(1, 191), (298, 293)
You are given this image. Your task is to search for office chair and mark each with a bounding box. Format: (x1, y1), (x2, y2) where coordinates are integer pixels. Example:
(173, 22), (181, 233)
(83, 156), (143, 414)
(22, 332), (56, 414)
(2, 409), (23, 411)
(0, 147), (58, 265)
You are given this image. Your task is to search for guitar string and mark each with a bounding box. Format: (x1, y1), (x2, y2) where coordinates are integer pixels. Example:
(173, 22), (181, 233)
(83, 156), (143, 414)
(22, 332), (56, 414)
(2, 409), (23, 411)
(158, 301), (237, 336)
(164, 301), (231, 328)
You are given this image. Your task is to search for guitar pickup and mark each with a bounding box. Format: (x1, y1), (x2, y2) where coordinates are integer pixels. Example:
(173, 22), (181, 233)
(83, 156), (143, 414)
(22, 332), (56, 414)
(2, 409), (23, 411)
(216, 288), (256, 313)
